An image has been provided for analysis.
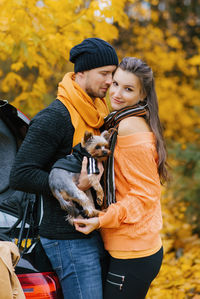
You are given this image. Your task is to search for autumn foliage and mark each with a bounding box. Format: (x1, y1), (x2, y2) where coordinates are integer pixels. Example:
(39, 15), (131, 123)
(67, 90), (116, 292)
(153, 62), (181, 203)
(114, 0), (200, 144)
(147, 192), (200, 298)
(0, 0), (129, 116)
(0, 0), (200, 297)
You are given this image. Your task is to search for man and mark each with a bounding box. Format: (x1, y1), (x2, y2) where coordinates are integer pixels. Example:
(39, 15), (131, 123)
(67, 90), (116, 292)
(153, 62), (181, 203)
(9, 38), (118, 299)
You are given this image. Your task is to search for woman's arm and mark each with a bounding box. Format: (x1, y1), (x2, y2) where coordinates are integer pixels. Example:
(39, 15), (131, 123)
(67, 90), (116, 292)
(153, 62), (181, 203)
(118, 116), (151, 136)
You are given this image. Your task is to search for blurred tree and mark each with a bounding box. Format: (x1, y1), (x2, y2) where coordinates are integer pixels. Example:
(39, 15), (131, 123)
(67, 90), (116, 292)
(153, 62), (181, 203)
(0, 0), (129, 116)
(147, 191), (200, 298)
(113, 0), (200, 143)
(168, 135), (200, 233)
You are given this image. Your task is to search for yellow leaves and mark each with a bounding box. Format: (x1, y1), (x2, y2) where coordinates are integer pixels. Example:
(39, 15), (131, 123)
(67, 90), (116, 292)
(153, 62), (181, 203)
(189, 55), (200, 66)
(0, 0), (130, 116)
(151, 10), (159, 22)
(1, 72), (23, 92)
(11, 62), (24, 72)
(161, 239), (174, 253)
(32, 77), (47, 97)
(167, 36), (182, 49)
(13, 90), (45, 117)
(116, 2), (200, 146)
(106, 0), (129, 28)
(156, 74), (200, 143)
(150, 0), (159, 5)
(147, 194), (200, 298)
(93, 22), (118, 40)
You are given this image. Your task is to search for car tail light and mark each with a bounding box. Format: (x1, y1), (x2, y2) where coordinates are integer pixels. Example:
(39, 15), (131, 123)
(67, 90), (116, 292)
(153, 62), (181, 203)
(17, 272), (63, 298)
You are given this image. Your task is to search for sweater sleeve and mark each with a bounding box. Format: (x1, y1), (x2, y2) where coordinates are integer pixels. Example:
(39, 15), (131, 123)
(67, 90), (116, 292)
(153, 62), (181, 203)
(99, 138), (161, 229)
(9, 107), (73, 196)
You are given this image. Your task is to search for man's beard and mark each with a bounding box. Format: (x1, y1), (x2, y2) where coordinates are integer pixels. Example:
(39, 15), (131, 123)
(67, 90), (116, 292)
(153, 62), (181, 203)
(85, 85), (107, 99)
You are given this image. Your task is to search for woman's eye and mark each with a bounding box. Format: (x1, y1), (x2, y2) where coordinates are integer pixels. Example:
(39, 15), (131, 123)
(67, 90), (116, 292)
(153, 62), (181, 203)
(126, 88), (133, 92)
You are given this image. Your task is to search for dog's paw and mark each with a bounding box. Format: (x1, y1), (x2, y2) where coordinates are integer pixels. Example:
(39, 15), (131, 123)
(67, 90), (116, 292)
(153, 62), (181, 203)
(58, 197), (72, 211)
(84, 207), (99, 218)
(84, 207), (94, 217)
(65, 215), (74, 226)
(96, 197), (103, 206)
(95, 189), (104, 206)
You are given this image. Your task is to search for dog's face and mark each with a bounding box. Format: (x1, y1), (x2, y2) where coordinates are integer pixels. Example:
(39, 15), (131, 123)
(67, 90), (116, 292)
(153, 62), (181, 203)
(81, 131), (111, 161)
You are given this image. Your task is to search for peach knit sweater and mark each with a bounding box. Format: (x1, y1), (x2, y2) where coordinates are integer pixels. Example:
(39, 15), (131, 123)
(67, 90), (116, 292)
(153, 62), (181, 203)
(99, 132), (163, 251)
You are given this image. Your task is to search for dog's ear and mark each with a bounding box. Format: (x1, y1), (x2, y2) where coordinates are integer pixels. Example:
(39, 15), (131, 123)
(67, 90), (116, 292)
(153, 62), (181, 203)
(84, 131), (93, 142)
(82, 131), (93, 146)
(101, 130), (111, 142)
(101, 129), (117, 142)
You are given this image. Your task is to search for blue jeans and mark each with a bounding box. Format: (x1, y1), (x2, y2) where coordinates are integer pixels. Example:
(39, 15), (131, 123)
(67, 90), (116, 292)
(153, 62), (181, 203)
(40, 233), (106, 299)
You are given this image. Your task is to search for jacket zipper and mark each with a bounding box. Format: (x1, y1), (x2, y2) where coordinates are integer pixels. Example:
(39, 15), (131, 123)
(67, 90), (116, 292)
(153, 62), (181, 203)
(108, 271), (125, 282)
(106, 279), (123, 290)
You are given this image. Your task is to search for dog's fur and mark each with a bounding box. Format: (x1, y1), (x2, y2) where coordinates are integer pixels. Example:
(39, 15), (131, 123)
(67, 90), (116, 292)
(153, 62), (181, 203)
(49, 130), (111, 225)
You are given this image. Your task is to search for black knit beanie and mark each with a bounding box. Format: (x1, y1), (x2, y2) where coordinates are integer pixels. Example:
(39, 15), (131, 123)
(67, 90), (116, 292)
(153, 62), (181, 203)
(70, 38), (118, 73)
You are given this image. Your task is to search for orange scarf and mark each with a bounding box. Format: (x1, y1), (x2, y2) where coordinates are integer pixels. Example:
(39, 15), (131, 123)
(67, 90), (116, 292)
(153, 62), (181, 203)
(57, 72), (109, 147)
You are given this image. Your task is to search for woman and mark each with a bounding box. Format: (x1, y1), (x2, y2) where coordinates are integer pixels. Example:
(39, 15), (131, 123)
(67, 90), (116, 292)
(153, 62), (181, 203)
(74, 57), (168, 299)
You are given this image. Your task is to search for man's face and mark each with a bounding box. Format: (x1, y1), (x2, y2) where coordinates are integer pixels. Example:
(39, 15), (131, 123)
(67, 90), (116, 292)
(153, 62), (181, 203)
(83, 65), (117, 99)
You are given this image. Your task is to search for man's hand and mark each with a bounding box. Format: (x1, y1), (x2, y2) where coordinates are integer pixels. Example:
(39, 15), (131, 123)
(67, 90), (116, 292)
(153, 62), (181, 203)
(77, 157), (104, 191)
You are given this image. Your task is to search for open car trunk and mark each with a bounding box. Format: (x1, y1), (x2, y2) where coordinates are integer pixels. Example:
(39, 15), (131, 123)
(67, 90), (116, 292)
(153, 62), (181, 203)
(0, 100), (52, 272)
(0, 100), (64, 298)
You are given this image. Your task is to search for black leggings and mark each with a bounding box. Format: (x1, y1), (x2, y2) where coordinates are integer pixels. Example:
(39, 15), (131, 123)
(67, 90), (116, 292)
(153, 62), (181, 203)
(104, 247), (163, 299)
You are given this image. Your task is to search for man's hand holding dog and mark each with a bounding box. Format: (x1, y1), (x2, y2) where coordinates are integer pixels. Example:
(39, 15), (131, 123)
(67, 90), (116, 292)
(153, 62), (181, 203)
(77, 157), (104, 191)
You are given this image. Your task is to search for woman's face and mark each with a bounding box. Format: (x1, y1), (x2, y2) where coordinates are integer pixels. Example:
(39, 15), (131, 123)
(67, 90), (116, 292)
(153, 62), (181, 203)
(109, 68), (144, 111)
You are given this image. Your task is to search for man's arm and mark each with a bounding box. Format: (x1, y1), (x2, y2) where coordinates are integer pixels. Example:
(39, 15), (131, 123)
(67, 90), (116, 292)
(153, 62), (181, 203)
(10, 108), (73, 196)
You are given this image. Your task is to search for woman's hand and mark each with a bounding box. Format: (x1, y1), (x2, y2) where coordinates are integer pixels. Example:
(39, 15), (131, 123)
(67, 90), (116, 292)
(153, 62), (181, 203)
(77, 157), (104, 191)
(74, 217), (100, 235)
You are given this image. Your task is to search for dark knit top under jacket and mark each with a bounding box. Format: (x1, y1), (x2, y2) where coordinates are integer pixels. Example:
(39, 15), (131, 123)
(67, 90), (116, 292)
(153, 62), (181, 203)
(52, 143), (99, 175)
(9, 100), (95, 239)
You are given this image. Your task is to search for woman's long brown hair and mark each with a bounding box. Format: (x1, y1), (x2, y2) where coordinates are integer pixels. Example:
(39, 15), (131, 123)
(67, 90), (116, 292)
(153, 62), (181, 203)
(119, 57), (168, 183)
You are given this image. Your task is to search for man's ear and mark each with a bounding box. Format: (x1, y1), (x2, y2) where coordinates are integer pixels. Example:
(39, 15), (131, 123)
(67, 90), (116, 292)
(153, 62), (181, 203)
(75, 71), (86, 83)
(77, 71), (85, 78)
(82, 131), (93, 146)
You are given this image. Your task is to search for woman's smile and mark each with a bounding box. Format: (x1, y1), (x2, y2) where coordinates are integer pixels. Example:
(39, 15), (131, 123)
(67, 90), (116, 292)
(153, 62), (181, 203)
(112, 97), (124, 104)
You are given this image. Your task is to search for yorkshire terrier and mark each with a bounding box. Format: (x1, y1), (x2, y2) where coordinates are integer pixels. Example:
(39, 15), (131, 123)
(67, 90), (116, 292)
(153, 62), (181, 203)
(49, 130), (111, 225)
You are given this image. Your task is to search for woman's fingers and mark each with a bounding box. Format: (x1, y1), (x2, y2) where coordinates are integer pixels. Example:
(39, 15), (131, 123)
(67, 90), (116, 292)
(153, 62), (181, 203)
(74, 217), (100, 234)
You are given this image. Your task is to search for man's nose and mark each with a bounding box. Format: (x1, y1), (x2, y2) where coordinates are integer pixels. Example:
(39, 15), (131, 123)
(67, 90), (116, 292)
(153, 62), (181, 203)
(105, 74), (113, 85)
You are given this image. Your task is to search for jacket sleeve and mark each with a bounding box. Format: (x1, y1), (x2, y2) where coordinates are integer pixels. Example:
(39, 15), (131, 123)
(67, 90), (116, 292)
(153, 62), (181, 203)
(9, 108), (73, 196)
(99, 144), (161, 229)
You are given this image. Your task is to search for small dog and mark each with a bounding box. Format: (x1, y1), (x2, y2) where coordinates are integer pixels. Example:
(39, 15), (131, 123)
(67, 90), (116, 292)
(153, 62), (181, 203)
(49, 130), (111, 225)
